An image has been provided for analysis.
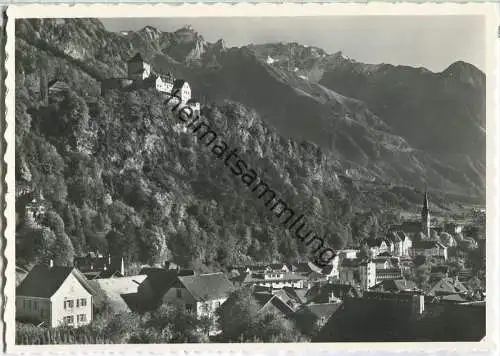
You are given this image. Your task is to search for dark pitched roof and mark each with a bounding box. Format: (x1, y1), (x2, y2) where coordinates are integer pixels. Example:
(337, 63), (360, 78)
(386, 231), (402, 242)
(139, 268), (179, 297)
(282, 287), (308, 304)
(254, 292), (295, 316)
(429, 278), (469, 296)
(413, 240), (446, 249)
(293, 262), (315, 273)
(298, 302), (342, 320)
(178, 273), (233, 301)
(441, 294), (468, 303)
(318, 283), (361, 300)
(370, 279), (418, 293)
(173, 79), (187, 90)
(341, 258), (371, 268)
(16, 265), (92, 298)
(254, 292), (274, 307)
(365, 238), (385, 248)
(431, 266), (449, 274)
(157, 74), (175, 83)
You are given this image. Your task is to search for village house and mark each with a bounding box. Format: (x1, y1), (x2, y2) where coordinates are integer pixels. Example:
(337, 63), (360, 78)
(136, 271), (233, 318)
(220, 290), (295, 322)
(428, 277), (469, 299)
(369, 279), (419, 294)
(385, 231), (403, 256)
(375, 268), (404, 283)
(306, 282), (361, 303)
(154, 74), (175, 93)
(253, 292), (296, 318)
(338, 249), (359, 260)
(385, 230), (414, 257)
(232, 270), (309, 289)
(87, 275), (147, 314)
(410, 240), (448, 261)
(444, 221), (464, 235)
(172, 79), (192, 104)
(339, 259), (376, 290)
(314, 291), (426, 342)
(187, 99), (201, 115)
(293, 302), (342, 335)
(16, 265), (94, 328)
(365, 238), (390, 257)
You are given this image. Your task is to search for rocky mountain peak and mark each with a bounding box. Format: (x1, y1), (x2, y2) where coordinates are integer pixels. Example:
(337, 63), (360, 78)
(442, 60), (485, 87)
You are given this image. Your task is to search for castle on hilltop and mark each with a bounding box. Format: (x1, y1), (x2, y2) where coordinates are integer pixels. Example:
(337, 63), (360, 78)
(101, 53), (200, 115)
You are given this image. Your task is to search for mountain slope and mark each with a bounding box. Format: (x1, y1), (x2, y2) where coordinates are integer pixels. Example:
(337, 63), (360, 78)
(14, 18), (485, 271)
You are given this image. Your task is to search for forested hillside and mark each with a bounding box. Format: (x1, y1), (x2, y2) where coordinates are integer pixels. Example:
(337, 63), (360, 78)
(14, 19), (485, 271)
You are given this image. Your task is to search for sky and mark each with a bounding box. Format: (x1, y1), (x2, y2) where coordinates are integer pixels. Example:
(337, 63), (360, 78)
(100, 16), (485, 73)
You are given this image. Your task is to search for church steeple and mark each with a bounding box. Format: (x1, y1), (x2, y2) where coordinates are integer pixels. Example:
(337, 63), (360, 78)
(421, 190), (430, 239)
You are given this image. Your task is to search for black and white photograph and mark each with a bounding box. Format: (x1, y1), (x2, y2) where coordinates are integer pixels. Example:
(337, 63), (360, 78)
(3, 3), (497, 350)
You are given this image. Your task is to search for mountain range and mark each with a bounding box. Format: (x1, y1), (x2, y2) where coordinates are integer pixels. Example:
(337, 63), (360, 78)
(14, 18), (485, 268)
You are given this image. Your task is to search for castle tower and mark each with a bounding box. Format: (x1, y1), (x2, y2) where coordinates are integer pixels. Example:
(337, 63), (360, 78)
(421, 190), (430, 239)
(127, 53), (152, 81)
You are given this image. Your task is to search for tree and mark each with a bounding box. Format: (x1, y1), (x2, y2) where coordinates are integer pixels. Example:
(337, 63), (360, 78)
(52, 232), (75, 266)
(412, 263), (432, 290)
(216, 287), (306, 342)
(142, 305), (209, 343)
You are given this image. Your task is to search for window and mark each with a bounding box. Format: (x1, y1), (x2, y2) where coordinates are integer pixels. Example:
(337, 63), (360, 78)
(33, 301), (38, 310)
(202, 303), (210, 312)
(176, 289), (182, 298)
(77, 314), (87, 322)
(80, 298), (87, 307)
(64, 300), (74, 309)
(215, 301), (221, 308)
(63, 316), (74, 324)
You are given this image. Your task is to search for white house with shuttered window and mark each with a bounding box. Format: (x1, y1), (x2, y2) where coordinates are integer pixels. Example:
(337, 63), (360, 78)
(16, 265), (94, 328)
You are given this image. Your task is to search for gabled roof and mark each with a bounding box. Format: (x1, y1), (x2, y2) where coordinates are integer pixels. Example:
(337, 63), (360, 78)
(282, 287), (308, 304)
(173, 79), (188, 90)
(370, 279), (418, 293)
(341, 258), (371, 268)
(413, 240), (446, 249)
(87, 275), (147, 313)
(139, 268), (179, 297)
(365, 238), (386, 248)
(16, 265), (93, 299)
(178, 273), (233, 301)
(429, 278), (469, 296)
(255, 292), (295, 316)
(298, 302), (342, 320)
(157, 74), (175, 83)
(386, 231), (402, 242)
(441, 294), (468, 303)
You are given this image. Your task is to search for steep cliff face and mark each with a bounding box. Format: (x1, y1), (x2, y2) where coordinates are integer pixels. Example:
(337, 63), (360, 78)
(14, 18), (485, 270)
